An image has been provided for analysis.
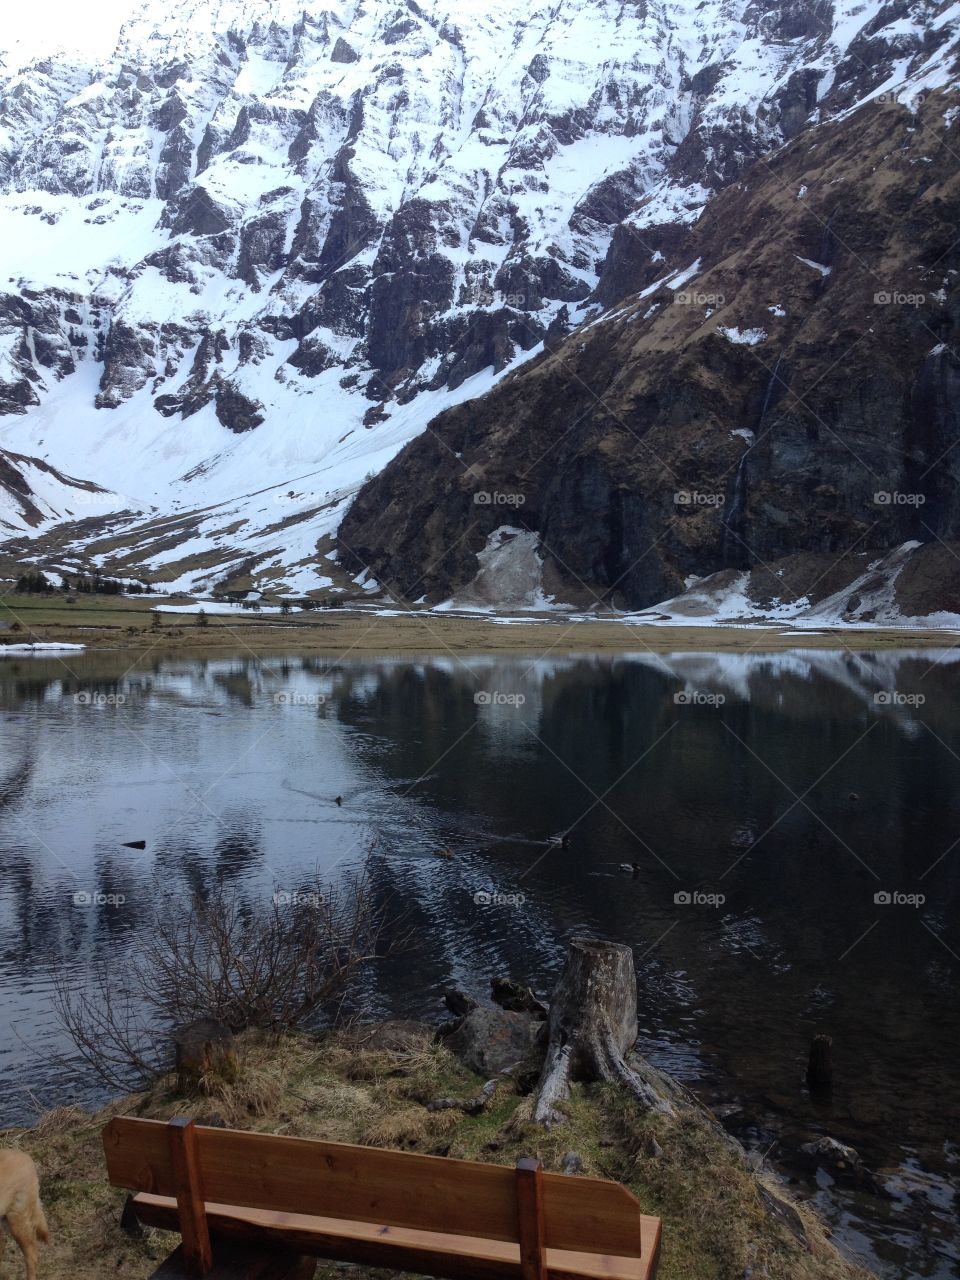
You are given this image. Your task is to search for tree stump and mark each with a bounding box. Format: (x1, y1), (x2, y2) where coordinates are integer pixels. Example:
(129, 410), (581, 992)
(533, 938), (674, 1126)
(174, 1018), (237, 1093)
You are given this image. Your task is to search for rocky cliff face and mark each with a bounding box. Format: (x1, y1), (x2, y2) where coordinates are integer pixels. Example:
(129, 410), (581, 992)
(341, 81), (960, 608)
(0, 0), (957, 597)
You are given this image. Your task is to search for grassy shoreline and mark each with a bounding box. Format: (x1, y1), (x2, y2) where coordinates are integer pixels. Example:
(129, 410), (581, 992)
(1, 592), (958, 656)
(1, 1025), (873, 1280)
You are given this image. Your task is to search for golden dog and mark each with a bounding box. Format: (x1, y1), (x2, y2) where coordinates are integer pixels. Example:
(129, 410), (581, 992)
(0, 1151), (48, 1280)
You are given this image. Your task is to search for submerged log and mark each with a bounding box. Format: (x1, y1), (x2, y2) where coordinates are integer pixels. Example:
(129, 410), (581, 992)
(533, 938), (674, 1126)
(806, 1034), (833, 1094)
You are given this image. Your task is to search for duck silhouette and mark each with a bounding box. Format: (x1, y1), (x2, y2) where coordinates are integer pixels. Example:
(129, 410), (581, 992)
(619, 862), (640, 875)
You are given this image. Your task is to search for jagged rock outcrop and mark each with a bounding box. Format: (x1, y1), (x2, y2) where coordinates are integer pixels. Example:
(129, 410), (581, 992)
(214, 381), (265, 433)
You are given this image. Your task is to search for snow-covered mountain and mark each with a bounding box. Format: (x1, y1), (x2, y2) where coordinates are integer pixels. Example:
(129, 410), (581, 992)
(0, 0), (957, 597)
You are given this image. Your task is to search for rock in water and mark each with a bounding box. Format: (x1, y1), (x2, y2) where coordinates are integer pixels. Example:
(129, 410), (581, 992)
(798, 1136), (890, 1196)
(799, 1136), (861, 1171)
(490, 977), (548, 1017)
(443, 989), (479, 1019)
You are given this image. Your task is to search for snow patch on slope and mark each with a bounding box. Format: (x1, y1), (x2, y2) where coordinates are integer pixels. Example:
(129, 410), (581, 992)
(625, 543), (960, 631)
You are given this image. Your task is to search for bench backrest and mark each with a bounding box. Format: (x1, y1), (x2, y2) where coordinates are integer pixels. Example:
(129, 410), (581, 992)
(102, 1116), (646, 1256)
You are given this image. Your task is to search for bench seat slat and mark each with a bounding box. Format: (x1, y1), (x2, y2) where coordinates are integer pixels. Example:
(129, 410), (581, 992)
(133, 1194), (662, 1280)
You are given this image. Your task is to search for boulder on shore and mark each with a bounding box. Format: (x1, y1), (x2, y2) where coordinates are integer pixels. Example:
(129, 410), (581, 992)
(440, 990), (543, 1077)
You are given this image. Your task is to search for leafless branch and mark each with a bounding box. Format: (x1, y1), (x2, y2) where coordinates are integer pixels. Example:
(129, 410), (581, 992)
(52, 863), (403, 1091)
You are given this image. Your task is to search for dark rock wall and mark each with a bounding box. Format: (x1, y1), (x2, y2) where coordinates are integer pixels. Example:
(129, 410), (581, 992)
(341, 94), (960, 607)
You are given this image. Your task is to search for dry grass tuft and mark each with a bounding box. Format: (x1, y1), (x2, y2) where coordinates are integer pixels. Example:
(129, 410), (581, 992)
(360, 1105), (460, 1150)
(197, 1055), (287, 1122)
(501, 1094), (537, 1137)
(30, 1106), (95, 1140)
(595, 1093), (874, 1280)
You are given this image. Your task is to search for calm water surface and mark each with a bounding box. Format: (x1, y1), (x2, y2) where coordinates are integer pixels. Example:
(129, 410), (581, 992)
(0, 647), (958, 1278)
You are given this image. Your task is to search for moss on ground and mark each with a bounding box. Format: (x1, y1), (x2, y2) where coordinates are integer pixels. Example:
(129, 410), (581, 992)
(0, 1027), (872, 1280)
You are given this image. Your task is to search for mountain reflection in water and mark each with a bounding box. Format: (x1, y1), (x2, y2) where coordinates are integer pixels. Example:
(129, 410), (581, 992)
(0, 647), (958, 1278)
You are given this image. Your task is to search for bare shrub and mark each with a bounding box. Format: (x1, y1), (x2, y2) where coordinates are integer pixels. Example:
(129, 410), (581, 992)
(53, 866), (399, 1092)
(53, 959), (168, 1091)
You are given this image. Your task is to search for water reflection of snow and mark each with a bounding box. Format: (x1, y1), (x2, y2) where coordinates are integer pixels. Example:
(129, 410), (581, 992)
(2, 648), (959, 1279)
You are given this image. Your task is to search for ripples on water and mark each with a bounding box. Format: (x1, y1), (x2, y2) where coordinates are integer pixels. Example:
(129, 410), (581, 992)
(1, 646), (958, 1277)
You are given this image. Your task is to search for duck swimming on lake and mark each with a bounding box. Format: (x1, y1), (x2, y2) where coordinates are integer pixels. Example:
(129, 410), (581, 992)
(434, 847), (454, 859)
(619, 862), (640, 875)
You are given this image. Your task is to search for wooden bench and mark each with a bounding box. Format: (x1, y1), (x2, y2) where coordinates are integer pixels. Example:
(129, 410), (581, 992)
(102, 1116), (661, 1280)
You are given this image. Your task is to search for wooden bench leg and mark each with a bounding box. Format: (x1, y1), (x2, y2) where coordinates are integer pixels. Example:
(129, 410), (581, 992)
(159, 1118), (315, 1280)
(516, 1157), (547, 1280)
(169, 1118), (213, 1277)
(150, 1243), (317, 1279)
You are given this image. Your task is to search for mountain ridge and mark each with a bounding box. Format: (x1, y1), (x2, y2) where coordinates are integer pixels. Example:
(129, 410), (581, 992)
(0, 0), (957, 603)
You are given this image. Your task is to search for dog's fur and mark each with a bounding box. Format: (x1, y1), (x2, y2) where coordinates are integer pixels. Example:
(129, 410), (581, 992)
(0, 1150), (48, 1280)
